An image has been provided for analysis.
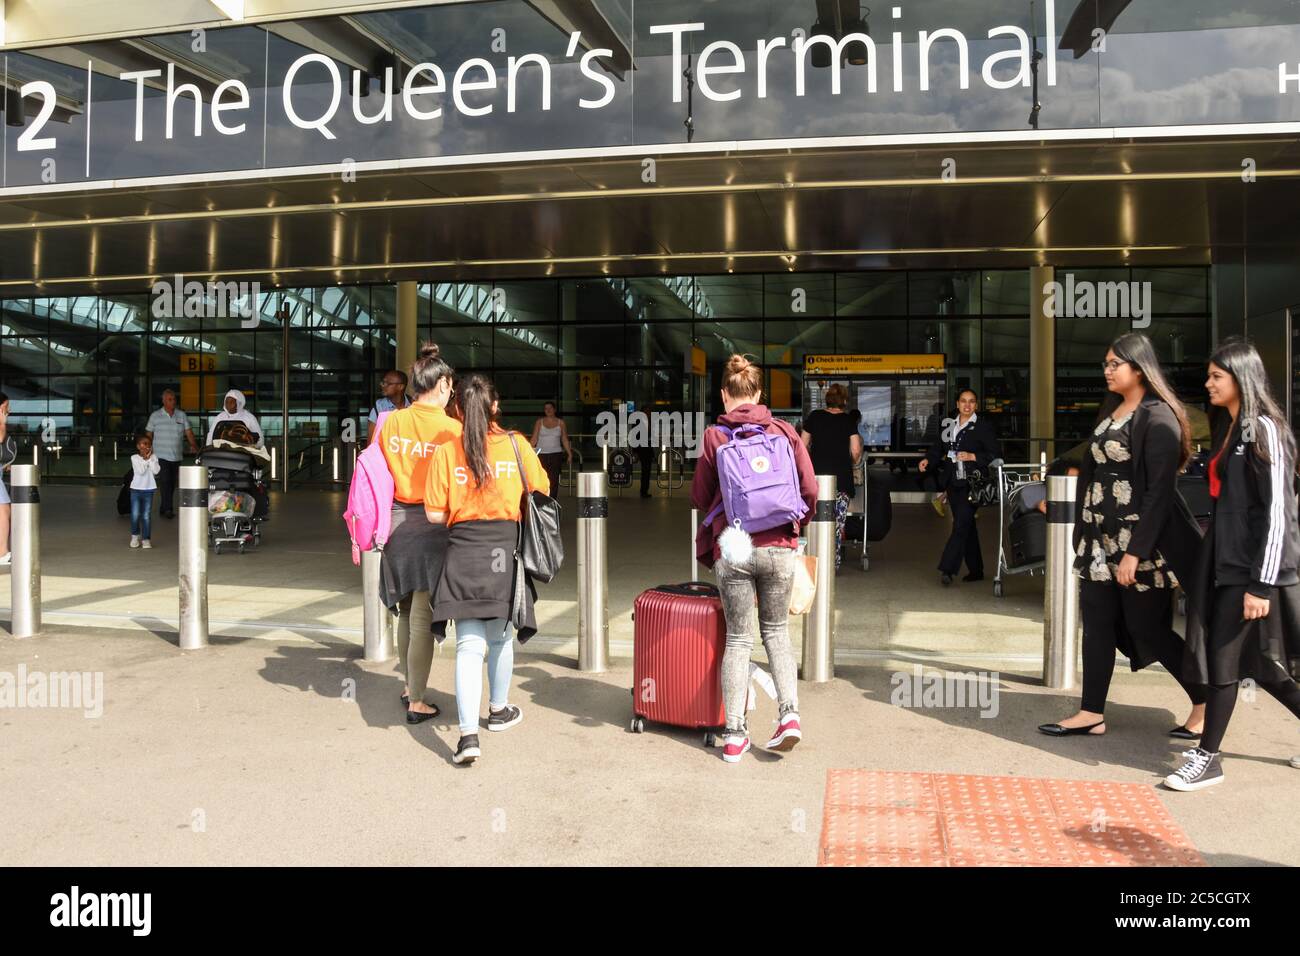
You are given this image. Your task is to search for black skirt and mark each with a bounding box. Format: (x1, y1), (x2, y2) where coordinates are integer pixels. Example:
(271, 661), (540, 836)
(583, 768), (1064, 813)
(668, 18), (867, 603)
(379, 502), (449, 611)
(1205, 583), (1300, 685)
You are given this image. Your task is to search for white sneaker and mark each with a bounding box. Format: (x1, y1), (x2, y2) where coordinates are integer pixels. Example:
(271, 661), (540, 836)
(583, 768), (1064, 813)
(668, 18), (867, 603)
(1290, 755), (1300, 770)
(0, 552), (10, 566)
(141, 540), (153, 550)
(130, 535), (141, 549)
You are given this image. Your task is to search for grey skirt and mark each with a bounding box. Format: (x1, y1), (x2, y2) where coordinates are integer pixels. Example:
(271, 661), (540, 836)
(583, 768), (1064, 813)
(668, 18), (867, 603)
(379, 502), (450, 611)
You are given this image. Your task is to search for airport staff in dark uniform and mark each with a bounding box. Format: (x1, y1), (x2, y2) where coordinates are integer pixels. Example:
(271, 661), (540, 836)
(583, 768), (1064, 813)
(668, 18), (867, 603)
(918, 388), (999, 585)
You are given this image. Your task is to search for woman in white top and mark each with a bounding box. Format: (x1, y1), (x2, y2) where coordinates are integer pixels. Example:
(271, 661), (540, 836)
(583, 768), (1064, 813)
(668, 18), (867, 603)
(530, 401), (571, 496)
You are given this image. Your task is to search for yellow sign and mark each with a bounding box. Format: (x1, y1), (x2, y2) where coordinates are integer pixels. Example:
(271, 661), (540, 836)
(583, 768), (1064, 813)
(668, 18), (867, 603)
(180, 353), (217, 373)
(579, 371), (602, 404)
(690, 346), (706, 376)
(180, 353), (218, 410)
(804, 353), (946, 375)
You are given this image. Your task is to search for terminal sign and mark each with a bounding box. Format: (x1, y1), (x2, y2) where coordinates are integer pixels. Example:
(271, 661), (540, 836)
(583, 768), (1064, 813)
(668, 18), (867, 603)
(804, 354), (946, 375)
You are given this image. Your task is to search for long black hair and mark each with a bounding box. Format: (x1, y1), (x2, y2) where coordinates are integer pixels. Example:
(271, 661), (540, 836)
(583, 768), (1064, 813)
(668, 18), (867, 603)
(459, 373), (500, 488)
(1097, 332), (1193, 468)
(1208, 337), (1296, 476)
(409, 341), (454, 397)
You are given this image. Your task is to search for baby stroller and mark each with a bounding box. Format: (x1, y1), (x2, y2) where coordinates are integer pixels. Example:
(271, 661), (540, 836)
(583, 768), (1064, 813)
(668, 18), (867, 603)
(198, 422), (270, 554)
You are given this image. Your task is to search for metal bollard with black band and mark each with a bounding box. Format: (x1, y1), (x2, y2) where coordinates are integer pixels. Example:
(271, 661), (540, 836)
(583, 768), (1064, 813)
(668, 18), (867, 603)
(801, 474), (837, 683)
(10, 464), (41, 638)
(1043, 473), (1080, 689)
(361, 549), (396, 663)
(178, 465), (210, 650)
(577, 471), (609, 673)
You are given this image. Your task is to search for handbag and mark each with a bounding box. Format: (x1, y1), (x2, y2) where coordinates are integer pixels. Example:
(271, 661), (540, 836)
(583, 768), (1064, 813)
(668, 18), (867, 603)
(965, 467), (998, 508)
(789, 552), (818, 615)
(508, 433), (564, 584)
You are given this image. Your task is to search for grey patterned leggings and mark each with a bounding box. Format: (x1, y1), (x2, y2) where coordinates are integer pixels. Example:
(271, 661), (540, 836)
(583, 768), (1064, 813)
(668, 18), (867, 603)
(715, 546), (800, 733)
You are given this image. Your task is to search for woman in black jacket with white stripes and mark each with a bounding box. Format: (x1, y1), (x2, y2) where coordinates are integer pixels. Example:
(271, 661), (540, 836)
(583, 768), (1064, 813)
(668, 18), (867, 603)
(1165, 338), (1300, 791)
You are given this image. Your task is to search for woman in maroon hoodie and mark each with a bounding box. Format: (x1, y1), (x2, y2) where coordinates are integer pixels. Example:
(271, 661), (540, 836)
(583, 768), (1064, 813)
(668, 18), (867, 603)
(692, 355), (818, 763)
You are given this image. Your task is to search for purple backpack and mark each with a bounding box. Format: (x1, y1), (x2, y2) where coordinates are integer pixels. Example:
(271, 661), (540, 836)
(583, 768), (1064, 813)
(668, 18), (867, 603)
(705, 423), (807, 534)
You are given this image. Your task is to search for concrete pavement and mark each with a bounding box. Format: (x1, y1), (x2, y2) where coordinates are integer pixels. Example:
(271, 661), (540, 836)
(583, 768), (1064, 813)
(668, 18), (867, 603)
(1, 623), (1297, 866)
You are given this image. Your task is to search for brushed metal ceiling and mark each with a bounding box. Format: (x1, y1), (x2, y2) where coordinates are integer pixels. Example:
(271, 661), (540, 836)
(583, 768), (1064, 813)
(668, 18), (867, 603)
(0, 134), (1298, 294)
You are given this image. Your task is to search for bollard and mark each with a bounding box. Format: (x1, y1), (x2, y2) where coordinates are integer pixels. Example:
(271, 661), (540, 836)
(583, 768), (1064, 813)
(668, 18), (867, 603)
(10, 465), (41, 638)
(361, 548), (396, 663)
(577, 471), (609, 673)
(689, 507), (700, 582)
(178, 465), (209, 650)
(1043, 474), (1080, 689)
(801, 474), (837, 682)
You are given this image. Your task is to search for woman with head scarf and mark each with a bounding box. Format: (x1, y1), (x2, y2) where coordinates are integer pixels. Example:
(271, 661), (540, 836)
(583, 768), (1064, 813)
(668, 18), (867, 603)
(207, 389), (264, 447)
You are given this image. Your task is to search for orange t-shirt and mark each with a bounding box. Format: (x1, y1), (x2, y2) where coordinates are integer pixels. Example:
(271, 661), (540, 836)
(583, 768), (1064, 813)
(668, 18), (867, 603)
(426, 429), (550, 526)
(378, 404), (463, 503)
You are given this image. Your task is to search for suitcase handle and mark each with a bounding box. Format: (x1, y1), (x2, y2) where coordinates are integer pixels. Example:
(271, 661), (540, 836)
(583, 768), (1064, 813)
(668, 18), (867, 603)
(653, 581), (720, 598)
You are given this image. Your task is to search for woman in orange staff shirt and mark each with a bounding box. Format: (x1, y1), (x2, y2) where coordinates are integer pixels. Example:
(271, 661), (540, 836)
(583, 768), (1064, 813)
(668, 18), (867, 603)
(425, 373), (549, 766)
(376, 343), (461, 725)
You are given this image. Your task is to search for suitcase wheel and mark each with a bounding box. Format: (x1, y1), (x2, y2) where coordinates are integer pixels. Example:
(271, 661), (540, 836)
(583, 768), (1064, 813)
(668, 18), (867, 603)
(993, 580), (1004, 598)
(630, 716), (645, 734)
(704, 732), (717, 748)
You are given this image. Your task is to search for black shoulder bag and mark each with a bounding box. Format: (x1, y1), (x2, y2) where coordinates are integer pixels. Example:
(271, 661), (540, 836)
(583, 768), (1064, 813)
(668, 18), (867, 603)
(509, 433), (564, 584)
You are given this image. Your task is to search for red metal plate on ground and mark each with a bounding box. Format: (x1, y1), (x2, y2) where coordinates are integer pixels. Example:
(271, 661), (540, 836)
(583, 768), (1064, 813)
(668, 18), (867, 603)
(820, 770), (1204, 867)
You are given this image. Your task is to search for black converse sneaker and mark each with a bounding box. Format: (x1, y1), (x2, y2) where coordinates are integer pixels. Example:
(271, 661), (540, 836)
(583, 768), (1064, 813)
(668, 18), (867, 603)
(452, 734), (481, 765)
(1164, 747), (1223, 791)
(488, 704), (523, 732)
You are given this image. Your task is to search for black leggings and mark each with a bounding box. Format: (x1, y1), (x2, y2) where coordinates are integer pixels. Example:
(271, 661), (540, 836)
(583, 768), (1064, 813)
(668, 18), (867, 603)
(1201, 678), (1300, 753)
(1079, 580), (1207, 715)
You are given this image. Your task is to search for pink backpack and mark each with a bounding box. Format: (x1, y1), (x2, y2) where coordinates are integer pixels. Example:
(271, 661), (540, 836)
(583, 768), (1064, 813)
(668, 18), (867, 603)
(343, 411), (395, 565)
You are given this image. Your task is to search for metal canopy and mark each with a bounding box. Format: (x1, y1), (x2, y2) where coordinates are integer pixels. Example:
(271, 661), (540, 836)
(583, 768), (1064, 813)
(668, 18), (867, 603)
(0, 132), (1298, 294)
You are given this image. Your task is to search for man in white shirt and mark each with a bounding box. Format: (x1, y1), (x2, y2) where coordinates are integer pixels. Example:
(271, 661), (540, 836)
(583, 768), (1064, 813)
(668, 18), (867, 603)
(145, 388), (200, 519)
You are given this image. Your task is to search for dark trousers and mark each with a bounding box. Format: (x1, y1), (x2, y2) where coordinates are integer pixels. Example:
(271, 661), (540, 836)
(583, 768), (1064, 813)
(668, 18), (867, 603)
(1079, 580), (1207, 714)
(156, 458), (180, 516)
(938, 486), (982, 576)
(538, 452), (564, 496)
(637, 446), (654, 496)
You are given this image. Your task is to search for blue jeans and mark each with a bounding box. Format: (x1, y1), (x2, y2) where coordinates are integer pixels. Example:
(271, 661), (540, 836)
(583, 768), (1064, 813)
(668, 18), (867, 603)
(130, 489), (155, 539)
(454, 618), (513, 734)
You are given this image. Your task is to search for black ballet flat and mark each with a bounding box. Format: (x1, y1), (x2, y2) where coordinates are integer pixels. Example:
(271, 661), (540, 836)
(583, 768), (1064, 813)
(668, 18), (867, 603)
(1037, 721), (1105, 737)
(1169, 725), (1201, 740)
(406, 705), (440, 724)
(963, 572), (985, 583)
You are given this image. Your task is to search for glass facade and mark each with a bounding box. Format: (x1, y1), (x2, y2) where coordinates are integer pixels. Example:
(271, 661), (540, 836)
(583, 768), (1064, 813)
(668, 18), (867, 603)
(0, 266), (1212, 481)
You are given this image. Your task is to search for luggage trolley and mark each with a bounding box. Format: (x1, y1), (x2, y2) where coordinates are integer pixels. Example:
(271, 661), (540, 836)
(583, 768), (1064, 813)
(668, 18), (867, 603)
(992, 461), (1047, 598)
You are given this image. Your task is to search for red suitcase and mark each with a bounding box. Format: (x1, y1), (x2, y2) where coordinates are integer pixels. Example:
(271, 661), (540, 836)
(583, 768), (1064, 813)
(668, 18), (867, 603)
(630, 582), (726, 746)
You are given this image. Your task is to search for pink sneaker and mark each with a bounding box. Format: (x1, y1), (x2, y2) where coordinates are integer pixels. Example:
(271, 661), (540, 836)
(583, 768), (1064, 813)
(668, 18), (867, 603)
(722, 734), (751, 763)
(765, 714), (802, 752)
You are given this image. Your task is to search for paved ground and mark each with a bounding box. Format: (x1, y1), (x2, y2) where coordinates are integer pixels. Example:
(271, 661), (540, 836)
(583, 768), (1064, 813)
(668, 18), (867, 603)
(3, 484), (1295, 867)
(1, 623), (1297, 866)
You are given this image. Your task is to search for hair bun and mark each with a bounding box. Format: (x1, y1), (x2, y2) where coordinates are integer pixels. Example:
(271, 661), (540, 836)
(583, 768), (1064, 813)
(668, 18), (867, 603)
(726, 354), (752, 373)
(418, 341), (441, 360)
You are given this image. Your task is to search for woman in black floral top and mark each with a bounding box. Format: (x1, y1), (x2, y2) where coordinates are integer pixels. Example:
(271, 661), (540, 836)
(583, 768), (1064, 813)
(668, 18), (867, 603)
(1039, 333), (1207, 739)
